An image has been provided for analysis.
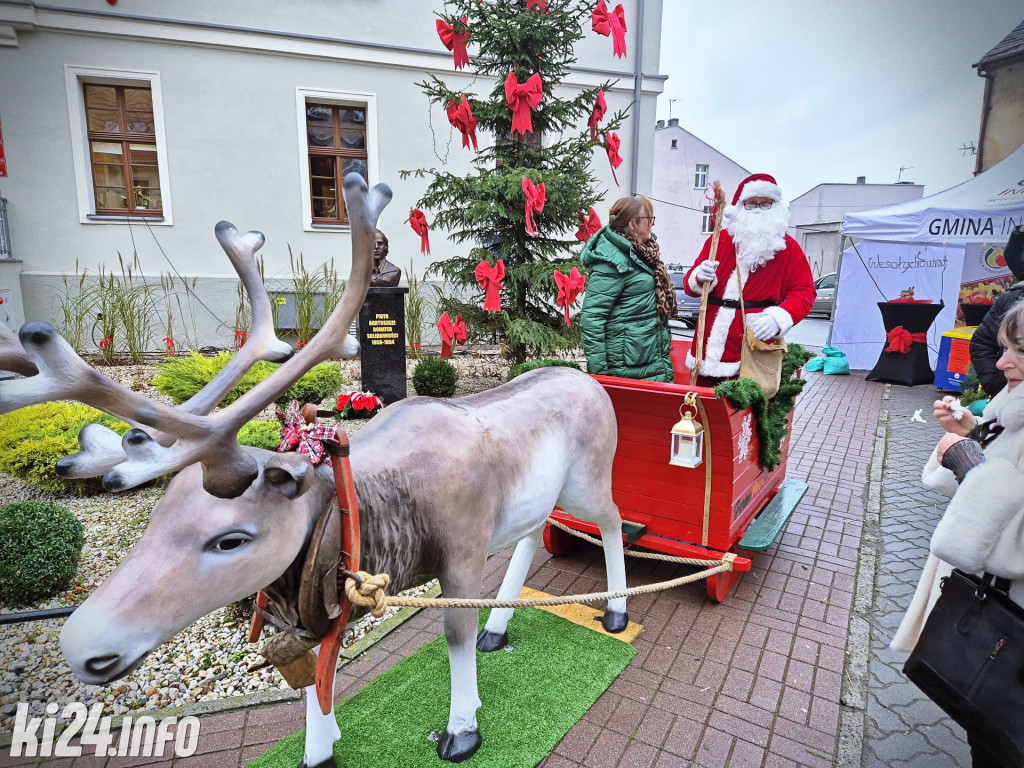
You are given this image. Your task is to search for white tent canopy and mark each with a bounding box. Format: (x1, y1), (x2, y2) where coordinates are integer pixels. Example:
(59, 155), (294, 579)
(842, 143), (1024, 245)
(831, 146), (1024, 371)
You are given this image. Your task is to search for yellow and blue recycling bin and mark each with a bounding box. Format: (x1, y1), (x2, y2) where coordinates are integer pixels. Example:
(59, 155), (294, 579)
(934, 327), (975, 392)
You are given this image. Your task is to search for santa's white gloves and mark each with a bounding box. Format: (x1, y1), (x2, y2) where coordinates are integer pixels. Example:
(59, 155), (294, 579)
(694, 260), (718, 286)
(747, 313), (781, 341)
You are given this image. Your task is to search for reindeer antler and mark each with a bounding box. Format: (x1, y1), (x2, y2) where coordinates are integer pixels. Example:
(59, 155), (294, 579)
(0, 174), (392, 498)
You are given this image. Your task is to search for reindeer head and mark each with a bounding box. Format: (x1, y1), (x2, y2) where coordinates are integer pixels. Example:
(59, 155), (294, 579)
(0, 173), (391, 683)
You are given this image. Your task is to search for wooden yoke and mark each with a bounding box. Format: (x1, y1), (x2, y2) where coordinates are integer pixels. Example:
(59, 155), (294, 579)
(316, 427), (360, 716)
(690, 181), (726, 385)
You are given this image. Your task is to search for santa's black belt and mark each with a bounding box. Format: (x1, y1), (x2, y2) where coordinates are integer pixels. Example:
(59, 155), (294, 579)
(708, 296), (777, 309)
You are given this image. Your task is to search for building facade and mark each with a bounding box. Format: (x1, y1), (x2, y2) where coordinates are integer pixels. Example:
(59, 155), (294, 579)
(974, 18), (1024, 174)
(0, 0), (665, 346)
(649, 119), (750, 269)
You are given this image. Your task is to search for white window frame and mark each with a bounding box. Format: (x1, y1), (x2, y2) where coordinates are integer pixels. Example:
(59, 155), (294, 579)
(701, 205), (712, 234)
(296, 87), (379, 232)
(694, 164), (708, 189)
(65, 65), (173, 225)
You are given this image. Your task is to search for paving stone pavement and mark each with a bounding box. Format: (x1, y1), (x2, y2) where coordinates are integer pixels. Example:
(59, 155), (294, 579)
(860, 383), (972, 768)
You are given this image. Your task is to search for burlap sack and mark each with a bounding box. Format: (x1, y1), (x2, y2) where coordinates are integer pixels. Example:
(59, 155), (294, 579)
(739, 327), (787, 398)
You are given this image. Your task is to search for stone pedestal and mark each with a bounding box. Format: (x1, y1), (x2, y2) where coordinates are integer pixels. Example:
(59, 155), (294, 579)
(357, 286), (408, 404)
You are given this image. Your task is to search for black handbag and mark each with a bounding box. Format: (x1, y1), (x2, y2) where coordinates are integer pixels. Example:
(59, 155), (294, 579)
(904, 568), (1024, 768)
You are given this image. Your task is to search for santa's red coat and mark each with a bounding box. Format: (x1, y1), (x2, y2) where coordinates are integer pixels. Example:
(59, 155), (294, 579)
(682, 232), (816, 378)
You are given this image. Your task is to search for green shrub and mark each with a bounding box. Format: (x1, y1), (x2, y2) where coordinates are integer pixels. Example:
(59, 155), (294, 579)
(0, 501), (85, 607)
(412, 355), (459, 397)
(507, 358), (582, 381)
(0, 403), (130, 494)
(152, 351), (346, 407)
(238, 420), (282, 451)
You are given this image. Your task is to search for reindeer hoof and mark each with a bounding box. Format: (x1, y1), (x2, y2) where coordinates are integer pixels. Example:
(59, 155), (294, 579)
(475, 629), (508, 652)
(437, 729), (481, 763)
(600, 610), (629, 633)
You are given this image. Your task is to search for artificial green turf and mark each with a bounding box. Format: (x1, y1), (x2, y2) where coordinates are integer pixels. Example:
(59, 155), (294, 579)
(247, 607), (637, 768)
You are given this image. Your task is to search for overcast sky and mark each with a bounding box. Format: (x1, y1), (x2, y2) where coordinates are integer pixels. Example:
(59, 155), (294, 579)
(656, 1), (1023, 202)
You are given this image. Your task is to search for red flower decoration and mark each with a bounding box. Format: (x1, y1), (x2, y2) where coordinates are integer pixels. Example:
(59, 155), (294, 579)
(98, 337), (113, 350)
(336, 392), (354, 412)
(592, 1), (627, 58)
(446, 96), (479, 151)
(436, 16), (470, 69)
(335, 390), (383, 419)
(504, 72), (543, 135)
(576, 208), (602, 242)
(163, 337), (175, 356)
(475, 259), (505, 313)
(522, 176), (546, 236)
(437, 312), (467, 359)
(554, 267), (587, 327)
(410, 208), (431, 255)
(605, 131), (623, 187)
(588, 90), (607, 143)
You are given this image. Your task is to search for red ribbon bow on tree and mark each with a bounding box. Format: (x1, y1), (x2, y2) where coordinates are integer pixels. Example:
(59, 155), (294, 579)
(576, 208), (602, 241)
(588, 90), (607, 143)
(605, 131), (623, 186)
(438, 312), (467, 359)
(410, 208), (430, 254)
(475, 259), (505, 313)
(234, 330), (249, 348)
(505, 72), (543, 135)
(163, 337), (175, 356)
(527, 0), (550, 11)
(522, 176), (546, 236)
(592, 0), (627, 58)
(446, 96), (479, 151)
(436, 16), (470, 69)
(885, 326), (928, 354)
(276, 401), (339, 467)
(554, 267), (586, 327)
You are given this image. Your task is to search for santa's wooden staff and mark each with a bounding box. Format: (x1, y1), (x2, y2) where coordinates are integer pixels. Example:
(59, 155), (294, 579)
(690, 181), (726, 385)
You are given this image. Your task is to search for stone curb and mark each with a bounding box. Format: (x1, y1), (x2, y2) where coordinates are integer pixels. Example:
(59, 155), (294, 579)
(836, 385), (890, 767)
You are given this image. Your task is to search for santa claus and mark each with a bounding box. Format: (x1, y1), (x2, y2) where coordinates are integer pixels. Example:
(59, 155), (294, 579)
(683, 173), (816, 380)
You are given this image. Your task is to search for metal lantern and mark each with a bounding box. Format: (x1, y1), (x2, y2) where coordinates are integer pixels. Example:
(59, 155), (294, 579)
(669, 393), (704, 468)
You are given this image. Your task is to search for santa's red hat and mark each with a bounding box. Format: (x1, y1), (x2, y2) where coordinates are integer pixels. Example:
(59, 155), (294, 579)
(730, 173), (782, 206)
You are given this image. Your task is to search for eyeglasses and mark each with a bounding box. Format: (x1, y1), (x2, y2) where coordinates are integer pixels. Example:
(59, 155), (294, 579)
(636, 216), (656, 224)
(743, 201), (774, 210)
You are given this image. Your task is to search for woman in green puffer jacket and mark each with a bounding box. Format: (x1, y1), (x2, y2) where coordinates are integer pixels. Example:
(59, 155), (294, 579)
(580, 196), (677, 382)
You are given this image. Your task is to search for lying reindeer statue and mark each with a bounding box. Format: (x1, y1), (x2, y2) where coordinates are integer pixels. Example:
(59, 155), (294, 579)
(0, 174), (629, 767)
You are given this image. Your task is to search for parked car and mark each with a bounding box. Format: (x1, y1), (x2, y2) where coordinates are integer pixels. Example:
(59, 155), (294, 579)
(810, 272), (837, 317)
(671, 271), (702, 328)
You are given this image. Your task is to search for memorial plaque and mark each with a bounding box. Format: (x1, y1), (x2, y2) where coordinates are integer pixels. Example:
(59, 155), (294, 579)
(357, 286), (409, 404)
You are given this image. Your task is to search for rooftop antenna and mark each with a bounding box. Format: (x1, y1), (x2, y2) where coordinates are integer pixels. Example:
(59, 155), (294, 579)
(668, 98), (679, 120)
(959, 141), (977, 157)
(897, 166), (914, 183)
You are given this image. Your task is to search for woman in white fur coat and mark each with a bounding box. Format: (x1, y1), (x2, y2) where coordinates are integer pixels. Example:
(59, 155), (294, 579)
(893, 301), (1024, 768)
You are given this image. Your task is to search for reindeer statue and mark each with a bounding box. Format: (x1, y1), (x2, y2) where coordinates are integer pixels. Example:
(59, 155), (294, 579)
(0, 175), (629, 767)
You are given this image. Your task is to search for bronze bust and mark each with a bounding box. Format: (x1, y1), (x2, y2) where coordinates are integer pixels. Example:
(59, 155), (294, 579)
(371, 229), (402, 287)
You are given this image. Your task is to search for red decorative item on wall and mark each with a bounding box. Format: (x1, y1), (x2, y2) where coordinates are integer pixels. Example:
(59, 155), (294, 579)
(409, 208), (430, 254)
(436, 16), (470, 70)
(522, 176), (546, 236)
(475, 259), (505, 313)
(591, 0), (627, 58)
(504, 72), (543, 135)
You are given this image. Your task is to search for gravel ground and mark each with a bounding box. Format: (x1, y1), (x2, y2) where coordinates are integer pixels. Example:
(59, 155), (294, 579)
(0, 348), (547, 732)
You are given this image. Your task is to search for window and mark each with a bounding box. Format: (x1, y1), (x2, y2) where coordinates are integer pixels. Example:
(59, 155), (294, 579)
(84, 84), (161, 216)
(670, 139), (678, 149)
(66, 67), (171, 224)
(694, 164), (708, 189)
(701, 205), (712, 234)
(306, 103), (368, 224)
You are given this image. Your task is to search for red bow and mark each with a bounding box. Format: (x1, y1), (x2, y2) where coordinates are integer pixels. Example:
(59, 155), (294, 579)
(436, 16), (470, 69)
(475, 259), (505, 313)
(234, 330), (249, 348)
(437, 312), (467, 359)
(522, 176), (546, 236)
(410, 208), (430, 254)
(163, 337), (175, 356)
(554, 267), (586, 326)
(605, 131), (623, 186)
(446, 96), (478, 151)
(592, 1), (627, 58)
(276, 401), (339, 467)
(576, 207), (602, 241)
(588, 90), (607, 143)
(505, 72), (543, 135)
(527, 0), (550, 11)
(885, 326), (928, 354)
(99, 337), (113, 350)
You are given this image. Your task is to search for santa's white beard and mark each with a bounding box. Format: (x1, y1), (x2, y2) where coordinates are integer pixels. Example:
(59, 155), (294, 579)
(726, 202), (789, 271)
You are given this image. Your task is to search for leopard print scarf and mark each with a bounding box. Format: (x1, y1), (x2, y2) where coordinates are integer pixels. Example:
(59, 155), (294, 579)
(632, 237), (677, 321)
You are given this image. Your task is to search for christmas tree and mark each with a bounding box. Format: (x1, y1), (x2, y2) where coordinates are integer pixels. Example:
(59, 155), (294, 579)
(402, 0), (629, 365)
